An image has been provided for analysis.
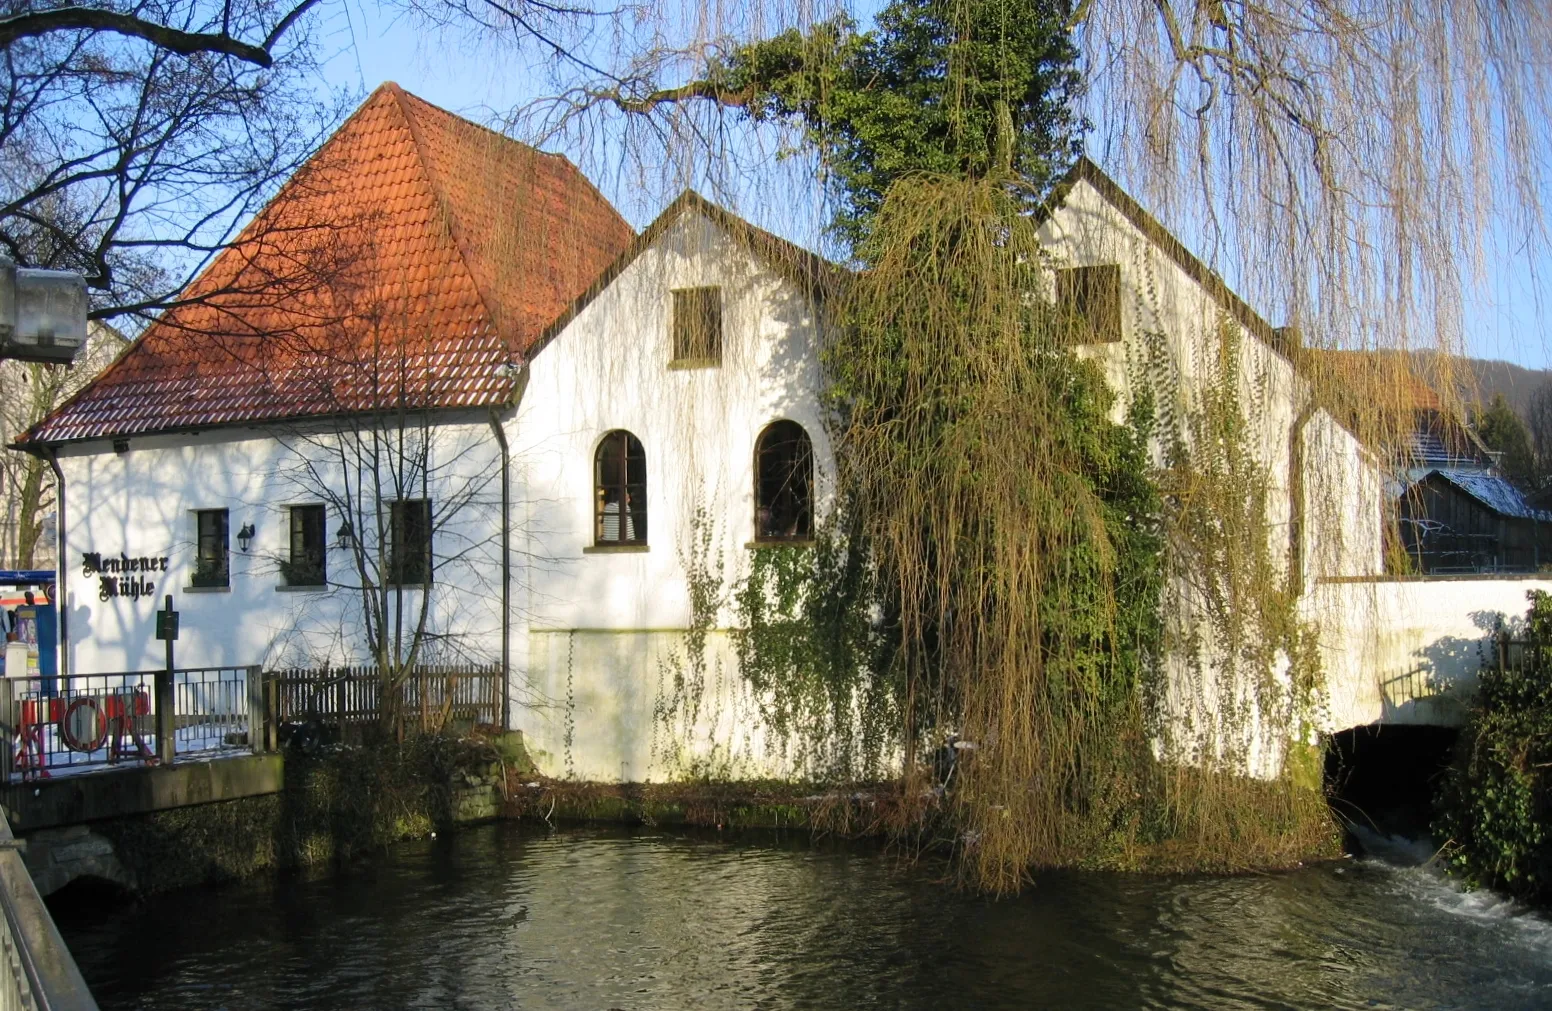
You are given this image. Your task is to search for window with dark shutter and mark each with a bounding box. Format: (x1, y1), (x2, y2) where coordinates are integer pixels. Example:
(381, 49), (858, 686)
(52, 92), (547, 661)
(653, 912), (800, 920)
(1055, 264), (1122, 343)
(285, 504), (327, 587)
(388, 499), (432, 586)
(594, 431), (647, 545)
(755, 421), (814, 542)
(193, 509), (229, 587)
(671, 287), (723, 365)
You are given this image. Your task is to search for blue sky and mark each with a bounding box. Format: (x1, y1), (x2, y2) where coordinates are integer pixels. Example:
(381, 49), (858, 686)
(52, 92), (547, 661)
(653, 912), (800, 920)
(315, 1), (1552, 372)
(1465, 237), (1551, 369)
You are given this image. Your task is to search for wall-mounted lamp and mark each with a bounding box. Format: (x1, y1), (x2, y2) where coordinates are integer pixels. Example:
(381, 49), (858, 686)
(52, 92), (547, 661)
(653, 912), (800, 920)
(0, 260), (89, 365)
(236, 523), (255, 553)
(335, 521), (355, 549)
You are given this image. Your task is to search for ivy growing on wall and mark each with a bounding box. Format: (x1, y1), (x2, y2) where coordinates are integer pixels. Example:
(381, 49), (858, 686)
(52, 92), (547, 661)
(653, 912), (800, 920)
(1148, 320), (1327, 770)
(731, 514), (899, 781)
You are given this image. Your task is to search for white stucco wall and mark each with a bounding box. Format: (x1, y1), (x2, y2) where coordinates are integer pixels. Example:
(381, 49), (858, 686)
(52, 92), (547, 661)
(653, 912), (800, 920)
(56, 416), (505, 674)
(1038, 179), (1389, 775)
(1037, 179), (1384, 585)
(508, 212), (833, 780)
(50, 207), (835, 783)
(1300, 408), (1386, 584)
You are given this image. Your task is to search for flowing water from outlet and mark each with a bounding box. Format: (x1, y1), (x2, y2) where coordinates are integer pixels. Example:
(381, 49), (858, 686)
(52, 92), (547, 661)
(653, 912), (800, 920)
(53, 823), (1552, 1009)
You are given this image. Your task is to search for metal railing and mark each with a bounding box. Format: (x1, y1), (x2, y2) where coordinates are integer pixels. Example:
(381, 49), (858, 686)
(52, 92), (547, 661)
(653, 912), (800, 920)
(171, 666), (256, 754)
(0, 661), (499, 778)
(0, 666), (257, 782)
(0, 810), (97, 1010)
(270, 663), (501, 739)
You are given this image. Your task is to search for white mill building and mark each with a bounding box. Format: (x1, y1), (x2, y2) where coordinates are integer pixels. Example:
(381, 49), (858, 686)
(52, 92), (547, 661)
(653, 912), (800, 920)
(14, 86), (1539, 781)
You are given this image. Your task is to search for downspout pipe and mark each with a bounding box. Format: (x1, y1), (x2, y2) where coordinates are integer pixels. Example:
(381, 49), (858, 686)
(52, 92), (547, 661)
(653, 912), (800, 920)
(40, 444), (66, 678)
(488, 366), (528, 731)
(487, 409), (511, 730)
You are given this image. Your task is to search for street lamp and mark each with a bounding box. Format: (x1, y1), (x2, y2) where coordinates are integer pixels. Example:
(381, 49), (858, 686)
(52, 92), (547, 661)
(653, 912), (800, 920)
(0, 258), (89, 365)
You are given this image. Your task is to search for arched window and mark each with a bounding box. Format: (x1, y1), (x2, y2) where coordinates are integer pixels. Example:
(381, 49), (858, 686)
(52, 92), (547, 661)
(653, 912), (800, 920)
(755, 421), (814, 541)
(595, 430), (647, 545)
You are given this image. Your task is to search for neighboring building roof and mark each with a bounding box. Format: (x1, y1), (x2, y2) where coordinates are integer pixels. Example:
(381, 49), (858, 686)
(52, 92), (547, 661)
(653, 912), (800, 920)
(1405, 429), (1486, 472)
(18, 84), (634, 446)
(1421, 469), (1552, 521)
(1308, 349), (1446, 414)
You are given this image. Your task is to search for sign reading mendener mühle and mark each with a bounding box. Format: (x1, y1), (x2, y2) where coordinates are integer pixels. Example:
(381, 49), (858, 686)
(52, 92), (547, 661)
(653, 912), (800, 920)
(82, 552), (168, 601)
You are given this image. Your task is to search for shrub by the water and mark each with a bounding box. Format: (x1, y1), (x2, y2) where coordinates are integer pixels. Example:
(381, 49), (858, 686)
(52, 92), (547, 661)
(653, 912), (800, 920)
(1436, 591), (1552, 901)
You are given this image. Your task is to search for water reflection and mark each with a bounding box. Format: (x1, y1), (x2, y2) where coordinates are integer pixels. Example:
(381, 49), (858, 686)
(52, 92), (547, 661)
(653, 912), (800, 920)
(54, 824), (1552, 1010)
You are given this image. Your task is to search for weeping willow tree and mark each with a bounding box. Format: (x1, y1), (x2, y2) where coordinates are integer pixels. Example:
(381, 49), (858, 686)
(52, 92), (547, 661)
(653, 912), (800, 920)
(1072, 0), (1552, 430)
(538, 0), (1316, 888)
(835, 178), (1177, 886)
(503, 0), (1552, 888)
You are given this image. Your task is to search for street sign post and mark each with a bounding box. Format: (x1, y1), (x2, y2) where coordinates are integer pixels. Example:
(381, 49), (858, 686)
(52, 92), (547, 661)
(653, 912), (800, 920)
(154, 594), (178, 765)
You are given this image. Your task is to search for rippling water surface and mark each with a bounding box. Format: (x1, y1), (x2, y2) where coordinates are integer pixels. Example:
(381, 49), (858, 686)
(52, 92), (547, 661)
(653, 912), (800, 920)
(53, 824), (1552, 1009)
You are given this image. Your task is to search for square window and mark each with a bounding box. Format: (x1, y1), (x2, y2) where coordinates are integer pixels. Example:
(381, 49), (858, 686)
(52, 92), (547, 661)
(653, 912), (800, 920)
(388, 499), (432, 586)
(193, 509), (229, 588)
(1055, 264), (1122, 343)
(671, 287), (723, 364)
(285, 505), (327, 587)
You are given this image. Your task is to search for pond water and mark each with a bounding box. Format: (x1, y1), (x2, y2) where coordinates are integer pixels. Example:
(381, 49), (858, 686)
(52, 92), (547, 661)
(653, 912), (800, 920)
(54, 823), (1552, 1010)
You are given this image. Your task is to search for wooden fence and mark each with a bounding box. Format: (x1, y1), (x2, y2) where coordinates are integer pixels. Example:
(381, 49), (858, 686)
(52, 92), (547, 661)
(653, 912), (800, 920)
(1493, 633), (1543, 673)
(268, 663), (502, 737)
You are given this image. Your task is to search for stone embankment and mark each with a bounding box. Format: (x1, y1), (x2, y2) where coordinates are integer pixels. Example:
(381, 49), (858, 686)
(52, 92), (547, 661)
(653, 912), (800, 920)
(22, 825), (134, 897)
(13, 732), (524, 897)
(10, 730), (911, 900)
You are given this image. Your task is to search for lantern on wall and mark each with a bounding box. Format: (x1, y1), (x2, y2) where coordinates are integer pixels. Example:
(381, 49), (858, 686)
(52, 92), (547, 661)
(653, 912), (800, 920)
(236, 523), (255, 553)
(0, 259), (89, 365)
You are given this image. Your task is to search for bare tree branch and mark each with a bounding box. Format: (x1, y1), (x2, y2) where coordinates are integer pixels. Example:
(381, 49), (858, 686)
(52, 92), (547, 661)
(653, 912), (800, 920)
(0, 0), (320, 68)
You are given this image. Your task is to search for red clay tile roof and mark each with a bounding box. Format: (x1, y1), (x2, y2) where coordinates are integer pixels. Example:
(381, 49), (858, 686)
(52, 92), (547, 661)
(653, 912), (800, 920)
(18, 84), (635, 445)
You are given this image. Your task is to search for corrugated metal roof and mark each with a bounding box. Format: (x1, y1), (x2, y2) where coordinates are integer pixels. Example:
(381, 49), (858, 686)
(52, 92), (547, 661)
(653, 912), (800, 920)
(18, 84), (635, 446)
(1427, 469), (1552, 520)
(1406, 430), (1481, 470)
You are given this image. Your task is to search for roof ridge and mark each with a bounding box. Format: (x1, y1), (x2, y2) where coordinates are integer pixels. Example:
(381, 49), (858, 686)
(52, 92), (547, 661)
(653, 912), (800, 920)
(393, 86), (640, 360)
(388, 84), (505, 349)
(391, 87), (634, 277)
(393, 87), (562, 162)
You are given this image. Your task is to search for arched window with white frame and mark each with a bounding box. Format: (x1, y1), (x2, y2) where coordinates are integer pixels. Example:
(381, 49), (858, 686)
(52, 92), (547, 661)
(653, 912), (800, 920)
(595, 430), (647, 545)
(754, 420), (814, 542)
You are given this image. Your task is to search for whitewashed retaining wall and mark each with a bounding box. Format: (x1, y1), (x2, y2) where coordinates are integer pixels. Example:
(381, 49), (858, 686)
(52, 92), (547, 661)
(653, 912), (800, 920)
(1309, 576), (1552, 730)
